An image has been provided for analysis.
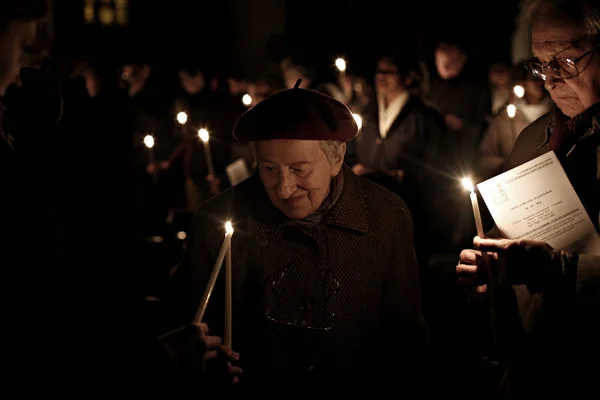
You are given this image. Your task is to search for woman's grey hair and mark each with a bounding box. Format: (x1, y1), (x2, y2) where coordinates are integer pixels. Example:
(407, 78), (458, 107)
(523, 0), (600, 37)
(248, 140), (344, 168)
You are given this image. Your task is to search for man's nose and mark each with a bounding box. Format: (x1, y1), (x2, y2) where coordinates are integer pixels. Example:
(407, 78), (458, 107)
(544, 69), (561, 91)
(276, 172), (296, 199)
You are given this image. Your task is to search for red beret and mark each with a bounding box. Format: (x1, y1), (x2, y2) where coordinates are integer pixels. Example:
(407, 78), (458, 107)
(233, 80), (358, 142)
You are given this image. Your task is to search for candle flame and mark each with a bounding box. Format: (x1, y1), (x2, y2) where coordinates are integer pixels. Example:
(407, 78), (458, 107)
(461, 177), (475, 193)
(143, 135), (154, 148)
(335, 57), (346, 72)
(242, 94), (252, 106)
(225, 221), (234, 235)
(198, 128), (209, 142)
(176, 111), (188, 124)
(507, 104), (517, 118)
(513, 85), (525, 98)
(352, 113), (362, 130)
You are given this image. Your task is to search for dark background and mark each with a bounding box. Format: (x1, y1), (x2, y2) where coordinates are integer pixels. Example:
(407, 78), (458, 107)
(51, 0), (522, 79)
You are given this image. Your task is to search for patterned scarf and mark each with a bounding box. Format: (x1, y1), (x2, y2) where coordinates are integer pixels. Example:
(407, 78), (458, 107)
(299, 171), (344, 224)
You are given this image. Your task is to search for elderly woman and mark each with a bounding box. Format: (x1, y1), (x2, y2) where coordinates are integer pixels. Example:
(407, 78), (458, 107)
(164, 80), (428, 388)
(457, 0), (600, 396)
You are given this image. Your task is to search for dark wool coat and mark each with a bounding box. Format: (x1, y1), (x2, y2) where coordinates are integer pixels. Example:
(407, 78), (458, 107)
(165, 165), (429, 388)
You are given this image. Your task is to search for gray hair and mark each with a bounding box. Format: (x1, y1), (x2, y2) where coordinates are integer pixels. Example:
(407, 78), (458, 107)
(523, 0), (600, 37)
(248, 140), (344, 168)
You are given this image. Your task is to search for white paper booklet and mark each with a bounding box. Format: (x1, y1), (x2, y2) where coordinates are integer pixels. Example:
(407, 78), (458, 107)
(477, 151), (600, 255)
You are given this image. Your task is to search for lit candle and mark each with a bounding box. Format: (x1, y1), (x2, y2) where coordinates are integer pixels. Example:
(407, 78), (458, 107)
(143, 134), (158, 185)
(461, 177), (498, 350)
(224, 222), (233, 348)
(242, 94), (252, 107)
(461, 178), (484, 237)
(335, 57), (347, 76)
(513, 85), (525, 99)
(193, 221), (234, 325)
(198, 128), (215, 177)
(507, 104), (517, 139)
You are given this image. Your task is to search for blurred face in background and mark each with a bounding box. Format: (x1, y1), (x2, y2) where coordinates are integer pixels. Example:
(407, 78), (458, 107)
(375, 57), (405, 98)
(248, 80), (274, 106)
(0, 20), (36, 96)
(523, 74), (547, 104)
(178, 70), (205, 95)
(282, 65), (310, 89)
(489, 63), (511, 86)
(435, 43), (467, 80)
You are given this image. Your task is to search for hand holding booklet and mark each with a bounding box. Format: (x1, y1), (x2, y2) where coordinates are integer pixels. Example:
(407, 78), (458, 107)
(477, 151), (600, 256)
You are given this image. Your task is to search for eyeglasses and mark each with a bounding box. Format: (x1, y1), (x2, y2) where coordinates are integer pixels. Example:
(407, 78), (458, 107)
(525, 43), (600, 81)
(265, 265), (340, 332)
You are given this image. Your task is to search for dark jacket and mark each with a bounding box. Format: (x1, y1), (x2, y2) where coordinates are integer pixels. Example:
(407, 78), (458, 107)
(494, 111), (600, 398)
(165, 165), (429, 389)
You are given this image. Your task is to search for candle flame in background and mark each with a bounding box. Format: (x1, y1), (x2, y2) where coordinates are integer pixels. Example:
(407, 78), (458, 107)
(461, 177), (475, 193)
(352, 113), (362, 130)
(242, 94), (252, 106)
(507, 104), (517, 118)
(513, 85), (525, 99)
(177, 111), (188, 125)
(225, 221), (234, 235)
(335, 57), (346, 72)
(198, 128), (210, 142)
(143, 135), (154, 148)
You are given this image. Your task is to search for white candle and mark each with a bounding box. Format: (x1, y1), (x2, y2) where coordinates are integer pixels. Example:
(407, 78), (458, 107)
(335, 57), (347, 90)
(462, 178), (484, 237)
(144, 134), (158, 185)
(462, 177), (498, 349)
(198, 128), (216, 177)
(224, 226), (233, 348)
(193, 221), (234, 325)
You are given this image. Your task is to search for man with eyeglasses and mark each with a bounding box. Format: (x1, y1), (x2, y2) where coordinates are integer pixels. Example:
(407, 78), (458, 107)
(164, 80), (429, 389)
(457, 0), (600, 397)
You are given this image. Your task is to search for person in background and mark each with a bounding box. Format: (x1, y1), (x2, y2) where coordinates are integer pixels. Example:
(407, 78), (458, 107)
(477, 60), (553, 179)
(488, 61), (514, 116)
(457, 0), (600, 396)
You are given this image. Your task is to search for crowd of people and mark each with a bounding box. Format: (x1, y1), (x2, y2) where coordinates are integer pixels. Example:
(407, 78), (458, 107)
(1, 0), (598, 396)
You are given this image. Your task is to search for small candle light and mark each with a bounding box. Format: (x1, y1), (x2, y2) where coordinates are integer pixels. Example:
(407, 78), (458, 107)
(143, 134), (154, 150)
(176, 111), (188, 125)
(352, 113), (362, 130)
(193, 221), (235, 325)
(513, 85), (525, 99)
(507, 104), (517, 119)
(242, 94), (252, 106)
(335, 57), (347, 72)
(198, 128), (216, 177)
(461, 177), (485, 237)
